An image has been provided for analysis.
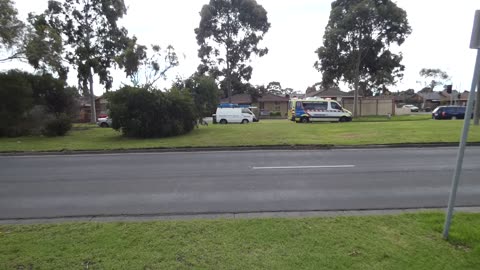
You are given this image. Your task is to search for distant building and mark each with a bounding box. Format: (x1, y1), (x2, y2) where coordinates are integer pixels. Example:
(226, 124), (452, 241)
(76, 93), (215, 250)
(220, 93), (289, 118)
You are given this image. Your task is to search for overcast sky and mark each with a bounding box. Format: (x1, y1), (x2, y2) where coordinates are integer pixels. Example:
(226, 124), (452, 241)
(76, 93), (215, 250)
(5, 0), (480, 95)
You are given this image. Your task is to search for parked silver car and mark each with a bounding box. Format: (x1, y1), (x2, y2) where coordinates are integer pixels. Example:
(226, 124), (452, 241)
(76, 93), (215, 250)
(96, 117), (112, 128)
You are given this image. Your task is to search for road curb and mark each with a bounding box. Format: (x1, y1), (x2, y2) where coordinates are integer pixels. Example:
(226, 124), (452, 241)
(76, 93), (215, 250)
(1, 142), (480, 156)
(1, 207), (480, 225)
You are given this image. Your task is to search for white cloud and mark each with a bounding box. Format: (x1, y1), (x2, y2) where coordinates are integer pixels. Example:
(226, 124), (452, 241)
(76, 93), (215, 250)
(3, 0), (480, 95)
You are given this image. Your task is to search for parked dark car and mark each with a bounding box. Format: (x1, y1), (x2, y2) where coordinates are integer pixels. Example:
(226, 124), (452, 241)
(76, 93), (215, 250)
(432, 106), (472, 120)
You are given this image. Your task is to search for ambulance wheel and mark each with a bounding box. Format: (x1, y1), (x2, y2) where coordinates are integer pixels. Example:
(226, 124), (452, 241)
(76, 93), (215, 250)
(300, 117), (309, 123)
(241, 119), (249, 124)
(339, 116), (348, 122)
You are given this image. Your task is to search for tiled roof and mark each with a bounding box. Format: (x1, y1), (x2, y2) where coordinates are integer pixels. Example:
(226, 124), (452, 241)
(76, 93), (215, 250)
(258, 93), (289, 102)
(417, 92), (444, 100)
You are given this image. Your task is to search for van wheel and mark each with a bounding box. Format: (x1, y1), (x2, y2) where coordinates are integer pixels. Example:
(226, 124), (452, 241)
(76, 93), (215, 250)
(451, 116), (457, 120)
(219, 119), (227, 124)
(241, 119), (249, 124)
(339, 117), (347, 123)
(300, 117), (309, 123)
(100, 122), (109, 128)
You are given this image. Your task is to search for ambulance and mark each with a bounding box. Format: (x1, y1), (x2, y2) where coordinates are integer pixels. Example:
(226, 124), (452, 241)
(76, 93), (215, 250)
(289, 98), (352, 123)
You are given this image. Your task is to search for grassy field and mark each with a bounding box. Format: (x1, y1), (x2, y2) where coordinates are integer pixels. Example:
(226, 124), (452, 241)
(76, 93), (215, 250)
(0, 213), (479, 269)
(0, 117), (479, 152)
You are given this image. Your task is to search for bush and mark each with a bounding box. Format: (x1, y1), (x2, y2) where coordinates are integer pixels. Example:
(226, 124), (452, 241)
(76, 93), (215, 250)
(0, 70), (77, 137)
(0, 71), (34, 137)
(42, 114), (72, 137)
(174, 75), (220, 118)
(269, 111), (282, 117)
(108, 86), (197, 138)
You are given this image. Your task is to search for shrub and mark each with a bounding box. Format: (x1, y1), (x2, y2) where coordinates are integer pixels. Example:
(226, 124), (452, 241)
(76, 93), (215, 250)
(108, 86), (197, 138)
(0, 71), (34, 137)
(42, 114), (72, 137)
(0, 70), (77, 137)
(174, 75), (220, 118)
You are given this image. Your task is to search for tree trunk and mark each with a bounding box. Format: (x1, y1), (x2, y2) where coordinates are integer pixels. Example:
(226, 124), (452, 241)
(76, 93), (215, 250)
(227, 60), (232, 103)
(474, 84), (480, 125)
(226, 10), (232, 104)
(353, 50), (361, 118)
(89, 71), (97, 124)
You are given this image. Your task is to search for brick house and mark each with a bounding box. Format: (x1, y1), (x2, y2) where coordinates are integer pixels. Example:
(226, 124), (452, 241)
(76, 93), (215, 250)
(220, 93), (290, 118)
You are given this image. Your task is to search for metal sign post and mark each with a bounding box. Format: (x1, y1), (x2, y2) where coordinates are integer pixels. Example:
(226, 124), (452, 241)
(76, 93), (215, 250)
(443, 10), (480, 240)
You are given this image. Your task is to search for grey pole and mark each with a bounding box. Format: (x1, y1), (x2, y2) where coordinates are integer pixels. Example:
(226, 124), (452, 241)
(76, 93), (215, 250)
(442, 51), (480, 239)
(443, 11), (480, 239)
(443, 10), (480, 240)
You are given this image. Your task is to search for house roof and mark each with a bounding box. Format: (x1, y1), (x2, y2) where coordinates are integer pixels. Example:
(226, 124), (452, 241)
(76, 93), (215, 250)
(417, 92), (444, 101)
(258, 93), (289, 102)
(220, 93), (289, 104)
(460, 91), (470, 100)
(440, 90), (460, 98)
(309, 88), (353, 98)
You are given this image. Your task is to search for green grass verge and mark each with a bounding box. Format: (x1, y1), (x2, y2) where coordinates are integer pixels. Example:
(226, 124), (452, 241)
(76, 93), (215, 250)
(1, 213), (479, 269)
(354, 114), (432, 122)
(0, 119), (479, 152)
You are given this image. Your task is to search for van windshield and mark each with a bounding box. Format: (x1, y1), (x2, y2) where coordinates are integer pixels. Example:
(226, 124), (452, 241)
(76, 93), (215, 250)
(331, 102), (342, 110)
(241, 108), (253, 114)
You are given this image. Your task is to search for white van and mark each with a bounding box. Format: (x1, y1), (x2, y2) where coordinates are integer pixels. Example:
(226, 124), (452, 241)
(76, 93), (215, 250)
(215, 107), (255, 124)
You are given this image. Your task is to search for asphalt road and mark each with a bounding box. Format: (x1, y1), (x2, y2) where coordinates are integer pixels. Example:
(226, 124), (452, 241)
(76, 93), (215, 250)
(1, 147), (480, 220)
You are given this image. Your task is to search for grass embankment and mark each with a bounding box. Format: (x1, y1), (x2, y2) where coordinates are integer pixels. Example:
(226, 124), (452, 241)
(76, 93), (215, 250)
(0, 116), (479, 152)
(0, 213), (479, 269)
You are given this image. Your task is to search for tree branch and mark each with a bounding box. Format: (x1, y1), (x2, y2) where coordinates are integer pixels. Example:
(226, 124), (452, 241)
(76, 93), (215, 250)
(0, 50), (26, 63)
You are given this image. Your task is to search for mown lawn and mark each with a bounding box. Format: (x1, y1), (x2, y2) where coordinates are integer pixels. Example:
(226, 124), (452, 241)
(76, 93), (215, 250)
(0, 118), (479, 152)
(0, 213), (479, 269)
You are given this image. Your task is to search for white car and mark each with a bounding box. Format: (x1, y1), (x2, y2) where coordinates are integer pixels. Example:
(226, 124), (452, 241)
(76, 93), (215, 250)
(402, 104), (419, 112)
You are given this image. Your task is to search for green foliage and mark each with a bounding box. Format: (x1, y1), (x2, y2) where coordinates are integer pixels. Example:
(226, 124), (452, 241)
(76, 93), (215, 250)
(266, 81), (282, 95)
(264, 82), (294, 97)
(0, 70), (77, 137)
(269, 111), (281, 117)
(28, 73), (79, 116)
(108, 86), (197, 138)
(173, 75), (220, 118)
(24, 13), (67, 80)
(315, 0), (412, 94)
(419, 68), (450, 90)
(37, 0), (130, 122)
(116, 37), (179, 89)
(0, 0), (66, 79)
(0, 0), (24, 50)
(42, 113), (72, 137)
(195, 0), (270, 98)
(0, 0), (26, 63)
(0, 70), (33, 137)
